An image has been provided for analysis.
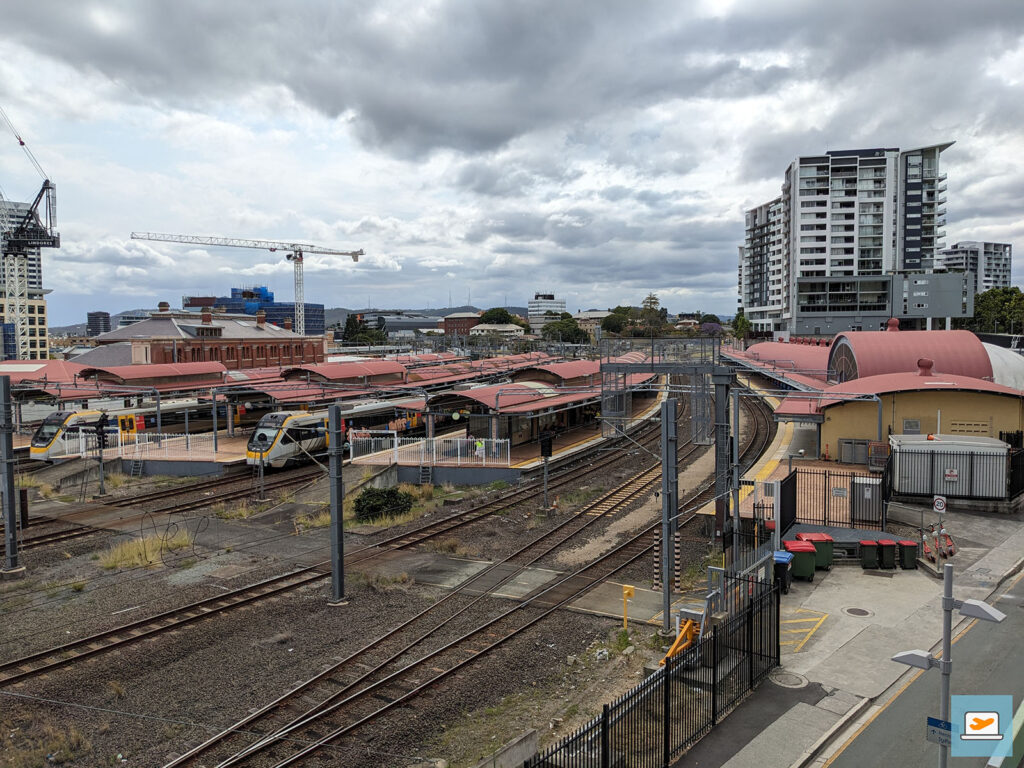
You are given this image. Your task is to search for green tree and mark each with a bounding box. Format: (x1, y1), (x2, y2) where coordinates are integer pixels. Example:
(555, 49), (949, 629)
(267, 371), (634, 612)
(479, 307), (513, 325)
(601, 314), (625, 334)
(542, 317), (589, 344)
(640, 293), (663, 333)
(732, 308), (752, 340)
(342, 314), (362, 342)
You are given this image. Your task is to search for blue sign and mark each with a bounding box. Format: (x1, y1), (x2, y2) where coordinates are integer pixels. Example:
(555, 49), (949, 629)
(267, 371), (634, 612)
(951, 695), (1013, 758)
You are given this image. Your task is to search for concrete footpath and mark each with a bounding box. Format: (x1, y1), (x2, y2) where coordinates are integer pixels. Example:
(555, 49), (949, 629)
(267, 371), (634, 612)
(675, 506), (1024, 768)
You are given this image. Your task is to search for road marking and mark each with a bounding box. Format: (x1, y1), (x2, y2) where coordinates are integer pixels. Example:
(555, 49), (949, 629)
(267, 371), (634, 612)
(779, 608), (828, 653)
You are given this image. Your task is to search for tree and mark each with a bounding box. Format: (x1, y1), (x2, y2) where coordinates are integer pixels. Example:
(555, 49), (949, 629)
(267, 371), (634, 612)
(601, 314), (625, 334)
(479, 307), (513, 325)
(640, 293), (663, 333)
(699, 313), (721, 325)
(732, 308), (752, 340)
(342, 314), (362, 342)
(542, 317), (589, 344)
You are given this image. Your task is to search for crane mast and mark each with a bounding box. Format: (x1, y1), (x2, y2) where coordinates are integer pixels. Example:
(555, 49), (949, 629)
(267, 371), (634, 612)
(1, 105), (59, 360)
(129, 232), (362, 336)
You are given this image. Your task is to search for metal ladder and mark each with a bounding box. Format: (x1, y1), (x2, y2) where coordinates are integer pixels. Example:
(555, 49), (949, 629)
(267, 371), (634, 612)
(129, 459), (144, 478)
(418, 465), (432, 485)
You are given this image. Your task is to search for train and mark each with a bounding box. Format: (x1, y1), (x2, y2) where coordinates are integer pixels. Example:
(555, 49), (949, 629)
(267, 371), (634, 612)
(246, 397), (426, 468)
(29, 399), (268, 462)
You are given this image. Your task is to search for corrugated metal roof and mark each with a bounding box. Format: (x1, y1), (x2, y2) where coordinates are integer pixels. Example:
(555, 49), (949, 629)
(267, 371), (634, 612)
(282, 361), (407, 381)
(0, 360), (87, 384)
(514, 360), (600, 381)
(82, 362), (227, 381)
(740, 342), (831, 375)
(829, 329), (992, 380)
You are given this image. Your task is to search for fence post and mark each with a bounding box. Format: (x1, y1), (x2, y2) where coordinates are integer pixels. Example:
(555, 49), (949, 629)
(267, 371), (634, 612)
(663, 657), (672, 768)
(775, 585), (781, 665)
(711, 628), (719, 726)
(747, 595), (755, 689)
(601, 703), (610, 768)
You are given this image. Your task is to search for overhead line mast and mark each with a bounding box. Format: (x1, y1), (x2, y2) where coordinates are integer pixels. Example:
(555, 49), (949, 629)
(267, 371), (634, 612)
(129, 232), (363, 336)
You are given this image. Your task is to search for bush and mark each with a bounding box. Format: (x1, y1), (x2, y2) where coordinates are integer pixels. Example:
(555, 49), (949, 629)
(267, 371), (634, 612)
(353, 486), (413, 523)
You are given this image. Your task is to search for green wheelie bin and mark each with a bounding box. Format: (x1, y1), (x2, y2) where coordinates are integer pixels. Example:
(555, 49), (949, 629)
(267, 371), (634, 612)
(796, 532), (835, 570)
(898, 540), (919, 569)
(783, 540), (817, 582)
(859, 540), (879, 569)
(877, 539), (897, 569)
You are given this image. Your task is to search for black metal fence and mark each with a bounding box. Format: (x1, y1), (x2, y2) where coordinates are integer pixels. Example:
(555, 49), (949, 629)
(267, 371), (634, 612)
(524, 576), (779, 768)
(887, 449), (1010, 501)
(1011, 451), (1024, 498)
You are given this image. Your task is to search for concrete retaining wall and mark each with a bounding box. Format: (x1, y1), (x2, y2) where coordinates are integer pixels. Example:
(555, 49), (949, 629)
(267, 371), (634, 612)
(397, 465), (521, 486)
(471, 730), (538, 768)
(119, 459), (225, 478)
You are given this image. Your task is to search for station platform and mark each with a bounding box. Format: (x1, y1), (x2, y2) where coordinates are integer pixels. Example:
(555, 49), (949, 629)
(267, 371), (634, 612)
(511, 389), (666, 471)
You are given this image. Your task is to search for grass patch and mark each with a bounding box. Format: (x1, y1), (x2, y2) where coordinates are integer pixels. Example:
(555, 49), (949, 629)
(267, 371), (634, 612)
(355, 571), (412, 593)
(612, 628), (631, 652)
(104, 472), (129, 490)
(106, 680), (125, 699)
(424, 537), (475, 558)
(487, 479), (511, 492)
(15, 475), (56, 498)
(560, 486), (604, 507)
(99, 531), (191, 570)
(212, 499), (267, 520)
(71, 580), (86, 592)
(295, 505), (333, 531)
(0, 713), (92, 768)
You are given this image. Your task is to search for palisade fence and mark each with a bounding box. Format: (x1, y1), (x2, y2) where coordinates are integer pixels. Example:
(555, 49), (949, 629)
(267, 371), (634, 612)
(887, 449), (1015, 501)
(525, 576), (778, 768)
(71, 431), (221, 460)
(348, 430), (511, 467)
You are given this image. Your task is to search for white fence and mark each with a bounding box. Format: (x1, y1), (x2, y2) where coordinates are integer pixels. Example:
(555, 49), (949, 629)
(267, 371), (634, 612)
(349, 430), (510, 467)
(70, 431), (220, 461)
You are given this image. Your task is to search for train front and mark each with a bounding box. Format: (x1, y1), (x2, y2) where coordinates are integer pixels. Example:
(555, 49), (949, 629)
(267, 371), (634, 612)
(247, 413), (290, 466)
(30, 411), (73, 461)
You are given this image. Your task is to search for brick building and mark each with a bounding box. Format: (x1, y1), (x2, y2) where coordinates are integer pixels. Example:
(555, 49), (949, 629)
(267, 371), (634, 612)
(443, 312), (480, 336)
(81, 303), (324, 370)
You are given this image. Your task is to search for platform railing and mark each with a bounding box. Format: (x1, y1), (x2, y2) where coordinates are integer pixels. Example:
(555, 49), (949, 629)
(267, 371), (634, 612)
(349, 430), (510, 467)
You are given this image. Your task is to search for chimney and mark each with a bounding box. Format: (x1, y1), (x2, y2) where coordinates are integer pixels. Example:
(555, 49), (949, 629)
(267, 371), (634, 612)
(201, 306), (213, 325)
(284, 317), (293, 332)
(158, 301), (170, 313)
(256, 310), (266, 328)
(917, 358), (934, 376)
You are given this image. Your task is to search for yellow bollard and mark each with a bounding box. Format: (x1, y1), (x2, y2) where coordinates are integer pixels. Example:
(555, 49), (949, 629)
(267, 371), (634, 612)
(622, 584), (635, 630)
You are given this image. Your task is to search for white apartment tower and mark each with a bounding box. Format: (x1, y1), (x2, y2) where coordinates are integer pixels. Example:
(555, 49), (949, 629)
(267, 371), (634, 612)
(528, 292), (567, 334)
(739, 143), (971, 337)
(938, 241), (1012, 293)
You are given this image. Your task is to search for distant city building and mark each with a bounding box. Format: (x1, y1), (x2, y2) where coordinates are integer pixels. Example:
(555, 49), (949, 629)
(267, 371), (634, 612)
(574, 310), (611, 341)
(183, 286), (326, 336)
(117, 313), (148, 328)
(739, 143), (965, 336)
(0, 232), (50, 359)
(528, 292), (566, 333)
(86, 311), (111, 337)
(0, 323), (16, 361)
(443, 312), (481, 337)
(470, 323), (525, 339)
(937, 241), (1012, 293)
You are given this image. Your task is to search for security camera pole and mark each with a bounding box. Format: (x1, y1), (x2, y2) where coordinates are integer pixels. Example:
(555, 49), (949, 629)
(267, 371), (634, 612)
(328, 404), (346, 604)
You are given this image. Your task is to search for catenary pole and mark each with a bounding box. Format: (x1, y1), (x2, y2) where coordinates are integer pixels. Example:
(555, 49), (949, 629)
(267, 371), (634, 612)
(328, 404), (346, 603)
(1, 376), (21, 576)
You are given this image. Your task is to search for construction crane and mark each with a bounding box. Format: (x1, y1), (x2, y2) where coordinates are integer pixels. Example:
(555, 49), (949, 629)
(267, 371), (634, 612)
(129, 232), (362, 336)
(0, 105), (59, 360)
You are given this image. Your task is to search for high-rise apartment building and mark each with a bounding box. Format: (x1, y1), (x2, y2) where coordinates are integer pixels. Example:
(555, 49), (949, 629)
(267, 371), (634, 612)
(739, 143), (970, 336)
(937, 241), (1012, 293)
(0, 247), (49, 359)
(528, 292), (566, 334)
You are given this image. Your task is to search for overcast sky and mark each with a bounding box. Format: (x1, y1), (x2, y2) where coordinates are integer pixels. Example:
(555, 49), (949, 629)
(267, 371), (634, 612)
(2, 1), (1023, 326)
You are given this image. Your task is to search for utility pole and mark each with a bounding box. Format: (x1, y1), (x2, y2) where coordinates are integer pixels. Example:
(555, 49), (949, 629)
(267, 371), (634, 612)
(328, 404), (346, 604)
(1, 376), (23, 578)
(731, 389), (741, 565)
(660, 398), (678, 635)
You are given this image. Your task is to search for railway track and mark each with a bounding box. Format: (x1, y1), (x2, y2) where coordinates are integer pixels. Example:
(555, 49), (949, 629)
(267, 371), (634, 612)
(162, 397), (772, 768)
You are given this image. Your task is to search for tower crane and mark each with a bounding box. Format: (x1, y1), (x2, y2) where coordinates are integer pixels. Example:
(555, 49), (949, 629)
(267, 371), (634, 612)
(129, 232), (362, 336)
(0, 105), (59, 360)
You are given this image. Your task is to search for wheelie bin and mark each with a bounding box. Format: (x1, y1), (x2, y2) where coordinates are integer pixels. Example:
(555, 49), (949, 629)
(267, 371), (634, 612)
(783, 540), (817, 582)
(796, 532), (835, 570)
(898, 540), (919, 569)
(877, 539), (897, 569)
(859, 540), (879, 569)
(773, 550), (793, 594)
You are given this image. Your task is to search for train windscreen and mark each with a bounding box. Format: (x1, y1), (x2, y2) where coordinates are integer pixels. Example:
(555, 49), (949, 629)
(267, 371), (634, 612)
(31, 412), (70, 447)
(248, 413), (291, 449)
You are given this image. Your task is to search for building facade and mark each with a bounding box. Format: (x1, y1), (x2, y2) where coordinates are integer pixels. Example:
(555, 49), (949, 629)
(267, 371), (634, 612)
(87, 311), (111, 337)
(443, 312), (481, 336)
(938, 241), (1012, 293)
(528, 292), (566, 333)
(739, 143), (959, 337)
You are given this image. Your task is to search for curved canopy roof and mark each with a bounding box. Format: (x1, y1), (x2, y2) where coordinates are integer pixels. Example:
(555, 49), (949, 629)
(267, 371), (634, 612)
(829, 325), (993, 381)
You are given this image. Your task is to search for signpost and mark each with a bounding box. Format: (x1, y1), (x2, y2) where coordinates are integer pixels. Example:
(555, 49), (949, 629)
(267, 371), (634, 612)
(622, 584), (634, 630)
(926, 716), (952, 748)
(933, 495), (947, 513)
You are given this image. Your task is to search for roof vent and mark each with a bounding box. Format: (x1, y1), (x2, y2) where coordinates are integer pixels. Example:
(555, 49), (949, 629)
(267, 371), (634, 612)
(917, 358), (934, 376)
(256, 310), (266, 328)
(201, 307), (213, 325)
(886, 318), (900, 332)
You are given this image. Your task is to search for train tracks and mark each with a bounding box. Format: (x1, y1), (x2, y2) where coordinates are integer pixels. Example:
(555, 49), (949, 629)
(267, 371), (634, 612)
(159, 397), (773, 767)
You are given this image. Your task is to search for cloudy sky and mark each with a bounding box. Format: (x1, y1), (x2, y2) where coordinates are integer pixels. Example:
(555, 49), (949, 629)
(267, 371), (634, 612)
(1, 0), (1023, 326)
